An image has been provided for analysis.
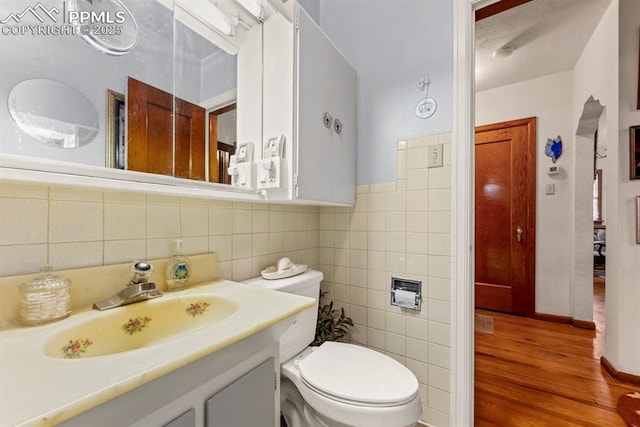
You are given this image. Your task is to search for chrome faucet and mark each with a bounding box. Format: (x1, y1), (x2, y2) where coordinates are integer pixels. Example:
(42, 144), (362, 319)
(93, 262), (162, 311)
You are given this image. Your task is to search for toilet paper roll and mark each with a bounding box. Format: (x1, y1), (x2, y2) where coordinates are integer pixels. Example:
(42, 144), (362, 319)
(394, 289), (417, 309)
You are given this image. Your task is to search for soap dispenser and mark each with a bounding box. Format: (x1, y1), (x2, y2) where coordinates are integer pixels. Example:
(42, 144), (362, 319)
(166, 239), (191, 291)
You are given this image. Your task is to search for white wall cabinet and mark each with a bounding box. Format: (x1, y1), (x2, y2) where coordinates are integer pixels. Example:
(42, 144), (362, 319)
(261, 3), (357, 206)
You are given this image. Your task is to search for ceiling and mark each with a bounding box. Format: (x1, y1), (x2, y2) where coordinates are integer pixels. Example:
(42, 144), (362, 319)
(475, 0), (612, 92)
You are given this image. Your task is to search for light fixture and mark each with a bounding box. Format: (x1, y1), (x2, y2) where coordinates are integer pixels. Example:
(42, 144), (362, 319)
(493, 45), (514, 59)
(235, 0), (264, 21)
(181, 0), (236, 36)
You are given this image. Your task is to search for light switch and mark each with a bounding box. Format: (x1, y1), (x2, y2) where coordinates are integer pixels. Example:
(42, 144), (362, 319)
(428, 144), (443, 168)
(545, 183), (555, 195)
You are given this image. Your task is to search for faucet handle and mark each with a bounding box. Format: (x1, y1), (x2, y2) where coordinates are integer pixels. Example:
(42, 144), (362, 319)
(130, 261), (154, 284)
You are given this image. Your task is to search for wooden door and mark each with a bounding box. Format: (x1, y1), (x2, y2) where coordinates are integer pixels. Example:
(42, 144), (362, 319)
(127, 77), (205, 180)
(475, 117), (536, 316)
(127, 77), (173, 176)
(175, 98), (205, 181)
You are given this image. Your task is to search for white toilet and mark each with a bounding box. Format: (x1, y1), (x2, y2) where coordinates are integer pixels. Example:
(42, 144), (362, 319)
(244, 269), (422, 427)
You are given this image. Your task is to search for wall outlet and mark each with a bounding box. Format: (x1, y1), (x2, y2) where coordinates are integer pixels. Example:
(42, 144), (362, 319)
(428, 144), (443, 168)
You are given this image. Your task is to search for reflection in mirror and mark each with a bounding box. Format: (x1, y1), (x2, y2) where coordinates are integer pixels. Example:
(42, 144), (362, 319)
(8, 79), (99, 148)
(174, 17), (237, 182)
(0, 0), (260, 192)
(68, 0), (139, 55)
(122, 18), (238, 182)
(0, 0), (174, 167)
(105, 90), (125, 169)
(209, 104), (237, 184)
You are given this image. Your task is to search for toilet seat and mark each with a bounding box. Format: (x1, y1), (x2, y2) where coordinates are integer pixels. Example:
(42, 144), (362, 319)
(298, 342), (418, 406)
(281, 344), (423, 427)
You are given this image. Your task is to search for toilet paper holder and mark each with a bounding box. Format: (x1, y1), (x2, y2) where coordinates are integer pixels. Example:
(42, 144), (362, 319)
(390, 277), (422, 311)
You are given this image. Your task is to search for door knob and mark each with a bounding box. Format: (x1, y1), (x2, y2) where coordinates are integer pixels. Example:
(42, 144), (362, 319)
(323, 112), (333, 129)
(334, 118), (343, 134)
(516, 226), (523, 242)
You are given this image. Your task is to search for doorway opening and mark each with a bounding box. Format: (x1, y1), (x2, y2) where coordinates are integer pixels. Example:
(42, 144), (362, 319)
(470, 0), (616, 424)
(208, 103), (237, 184)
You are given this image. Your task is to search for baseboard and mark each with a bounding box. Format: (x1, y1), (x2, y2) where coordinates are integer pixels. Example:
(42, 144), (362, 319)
(601, 356), (640, 386)
(534, 312), (596, 330)
(534, 312), (572, 324)
(571, 318), (596, 330)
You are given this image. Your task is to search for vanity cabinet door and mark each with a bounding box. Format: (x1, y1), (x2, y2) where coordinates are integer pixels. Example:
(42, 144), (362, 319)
(205, 357), (276, 427)
(163, 408), (196, 427)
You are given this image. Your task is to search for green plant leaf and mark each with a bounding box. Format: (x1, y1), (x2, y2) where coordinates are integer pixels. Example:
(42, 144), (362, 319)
(313, 290), (354, 346)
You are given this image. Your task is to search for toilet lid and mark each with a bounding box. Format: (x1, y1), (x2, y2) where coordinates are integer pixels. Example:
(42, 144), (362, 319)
(298, 342), (418, 406)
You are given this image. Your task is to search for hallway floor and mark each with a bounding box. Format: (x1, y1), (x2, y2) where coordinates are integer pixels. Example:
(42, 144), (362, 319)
(474, 276), (636, 426)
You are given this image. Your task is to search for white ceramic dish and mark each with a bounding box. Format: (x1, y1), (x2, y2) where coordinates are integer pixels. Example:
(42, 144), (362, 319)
(261, 264), (308, 280)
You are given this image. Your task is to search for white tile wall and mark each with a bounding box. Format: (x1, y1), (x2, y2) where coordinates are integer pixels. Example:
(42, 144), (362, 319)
(0, 131), (453, 426)
(0, 181), (320, 281)
(317, 132), (453, 426)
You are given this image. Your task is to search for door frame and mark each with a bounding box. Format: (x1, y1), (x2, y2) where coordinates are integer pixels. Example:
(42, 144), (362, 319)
(452, 0), (501, 424)
(475, 117), (536, 316)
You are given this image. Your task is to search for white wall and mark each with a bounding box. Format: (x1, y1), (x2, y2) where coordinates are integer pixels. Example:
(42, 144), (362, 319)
(615, 0), (640, 376)
(476, 71), (575, 316)
(571, 1), (619, 325)
(319, 0), (454, 184)
(569, 0), (619, 340)
(298, 0), (321, 23)
(200, 50), (238, 102)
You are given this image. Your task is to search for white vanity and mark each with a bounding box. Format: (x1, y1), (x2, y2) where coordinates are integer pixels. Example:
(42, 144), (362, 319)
(0, 255), (314, 426)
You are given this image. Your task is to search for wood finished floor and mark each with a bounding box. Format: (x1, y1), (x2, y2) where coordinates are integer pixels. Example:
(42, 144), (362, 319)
(474, 276), (637, 426)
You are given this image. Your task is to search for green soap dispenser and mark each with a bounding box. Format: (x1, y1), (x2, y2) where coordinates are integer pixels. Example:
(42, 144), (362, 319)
(166, 239), (191, 290)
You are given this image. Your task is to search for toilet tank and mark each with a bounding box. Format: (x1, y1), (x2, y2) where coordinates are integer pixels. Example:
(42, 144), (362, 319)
(243, 269), (323, 362)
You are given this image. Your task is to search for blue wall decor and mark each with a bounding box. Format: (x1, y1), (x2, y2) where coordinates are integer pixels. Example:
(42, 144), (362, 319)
(545, 136), (563, 163)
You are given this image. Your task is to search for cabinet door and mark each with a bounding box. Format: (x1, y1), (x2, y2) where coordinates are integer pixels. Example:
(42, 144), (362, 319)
(329, 45), (357, 205)
(163, 408), (196, 427)
(205, 358), (275, 427)
(295, 7), (335, 202)
(296, 7), (356, 204)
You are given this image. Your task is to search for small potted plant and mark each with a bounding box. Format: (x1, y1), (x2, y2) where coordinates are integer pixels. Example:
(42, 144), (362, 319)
(312, 291), (354, 346)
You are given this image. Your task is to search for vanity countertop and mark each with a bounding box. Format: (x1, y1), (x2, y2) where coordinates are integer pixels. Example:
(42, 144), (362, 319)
(0, 279), (314, 426)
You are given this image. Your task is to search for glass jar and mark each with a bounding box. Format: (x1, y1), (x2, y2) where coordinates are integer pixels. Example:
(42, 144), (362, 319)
(18, 265), (71, 325)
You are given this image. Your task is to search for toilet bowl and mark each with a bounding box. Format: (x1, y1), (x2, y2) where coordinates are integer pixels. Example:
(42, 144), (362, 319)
(280, 344), (422, 427)
(243, 269), (423, 427)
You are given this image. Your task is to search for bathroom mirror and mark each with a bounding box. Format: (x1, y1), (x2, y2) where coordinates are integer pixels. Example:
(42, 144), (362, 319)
(0, 0), (266, 195)
(0, 0), (174, 167)
(8, 79), (100, 149)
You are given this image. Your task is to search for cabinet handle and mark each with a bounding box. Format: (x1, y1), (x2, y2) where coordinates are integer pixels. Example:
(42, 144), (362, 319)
(323, 112), (333, 129)
(516, 226), (523, 242)
(334, 119), (343, 134)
